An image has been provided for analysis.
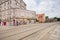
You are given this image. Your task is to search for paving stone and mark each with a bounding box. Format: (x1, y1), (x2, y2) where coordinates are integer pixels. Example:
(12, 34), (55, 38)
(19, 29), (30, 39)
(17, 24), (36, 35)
(48, 26), (60, 40)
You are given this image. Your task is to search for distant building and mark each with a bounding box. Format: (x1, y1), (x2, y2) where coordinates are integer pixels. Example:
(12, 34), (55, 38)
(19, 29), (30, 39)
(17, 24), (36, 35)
(37, 14), (45, 23)
(0, 0), (36, 26)
(46, 18), (57, 22)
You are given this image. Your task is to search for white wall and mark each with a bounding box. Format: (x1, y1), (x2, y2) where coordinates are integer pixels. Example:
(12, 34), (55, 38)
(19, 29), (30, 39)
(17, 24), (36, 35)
(15, 9), (36, 19)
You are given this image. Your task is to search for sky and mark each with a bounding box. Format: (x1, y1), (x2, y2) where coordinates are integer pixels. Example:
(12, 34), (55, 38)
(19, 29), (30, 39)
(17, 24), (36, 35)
(23, 0), (60, 18)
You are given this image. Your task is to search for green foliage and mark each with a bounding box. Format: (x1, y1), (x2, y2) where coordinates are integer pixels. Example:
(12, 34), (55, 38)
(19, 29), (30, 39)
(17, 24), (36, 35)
(57, 18), (60, 21)
(45, 16), (49, 19)
(54, 17), (57, 19)
(54, 17), (60, 21)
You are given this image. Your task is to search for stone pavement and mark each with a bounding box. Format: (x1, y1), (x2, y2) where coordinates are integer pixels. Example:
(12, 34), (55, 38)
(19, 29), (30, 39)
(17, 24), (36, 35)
(0, 22), (59, 40)
(48, 24), (60, 40)
(21, 23), (57, 40)
(20, 22), (60, 40)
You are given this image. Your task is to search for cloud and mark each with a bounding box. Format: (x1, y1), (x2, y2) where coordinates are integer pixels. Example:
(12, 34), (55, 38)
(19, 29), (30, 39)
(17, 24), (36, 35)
(23, 0), (60, 18)
(23, 0), (37, 10)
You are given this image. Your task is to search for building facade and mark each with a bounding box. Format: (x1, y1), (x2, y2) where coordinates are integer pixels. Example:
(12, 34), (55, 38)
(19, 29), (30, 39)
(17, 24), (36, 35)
(37, 14), (45, 23)
(0, 0), (36, 26)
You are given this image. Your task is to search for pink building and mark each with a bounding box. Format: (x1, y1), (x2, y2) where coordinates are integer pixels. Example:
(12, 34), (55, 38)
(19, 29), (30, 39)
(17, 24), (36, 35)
(37, 14), (45, 23)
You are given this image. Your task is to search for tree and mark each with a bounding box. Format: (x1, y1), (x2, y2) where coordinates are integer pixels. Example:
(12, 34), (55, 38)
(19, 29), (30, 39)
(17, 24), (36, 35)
(57, 18), (60, 21)
(54, 17), (57, 19)
(54, 17), (60, 21)
(45, 16), (49, 19)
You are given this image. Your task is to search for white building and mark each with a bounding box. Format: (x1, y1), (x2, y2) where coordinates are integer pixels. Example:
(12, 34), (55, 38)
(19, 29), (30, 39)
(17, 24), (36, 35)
(0, 0), (36, 25)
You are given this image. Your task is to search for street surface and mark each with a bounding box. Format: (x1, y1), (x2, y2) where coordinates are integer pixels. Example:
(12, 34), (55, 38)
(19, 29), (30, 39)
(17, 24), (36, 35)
(20, 22), (60, 40)
(48, 24), (60, 40)
(0, 22), (60, 40)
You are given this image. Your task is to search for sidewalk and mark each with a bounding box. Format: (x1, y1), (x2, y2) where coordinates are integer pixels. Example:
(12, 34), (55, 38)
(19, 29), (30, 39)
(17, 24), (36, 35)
(0, 22), (58, 31)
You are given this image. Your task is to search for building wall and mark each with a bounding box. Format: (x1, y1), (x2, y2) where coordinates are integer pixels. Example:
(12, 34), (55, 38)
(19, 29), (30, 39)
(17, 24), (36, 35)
(0, 0), (10, 11)
(37, 14), (45, 23)
(0, 9), (13, 20)
(15, 9), (36, 19)
(0, 0), (26, 11)
(10, 0), (26, 9)
(0, 8), (36, 20)
(0, 0), (36, 25)
(0, 0), (27, 20)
